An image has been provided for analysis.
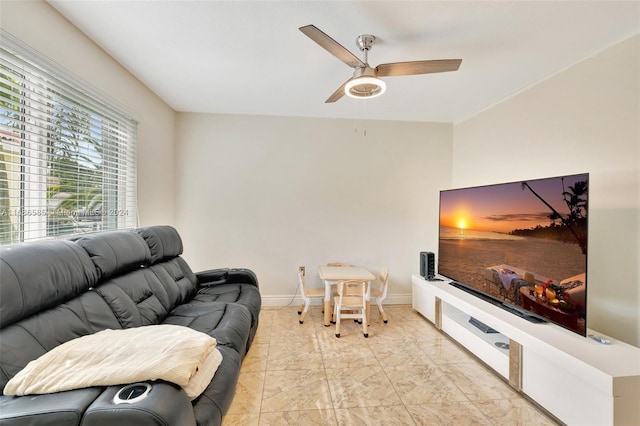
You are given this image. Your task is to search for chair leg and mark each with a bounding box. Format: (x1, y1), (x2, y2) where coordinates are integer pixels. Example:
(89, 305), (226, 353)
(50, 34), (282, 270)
(362, 308), (368, 338)
(299, 299), (311, 324)
(377, 300), (388, 323)
(335, 307), (341, 338)
(298, 303), (304, 315)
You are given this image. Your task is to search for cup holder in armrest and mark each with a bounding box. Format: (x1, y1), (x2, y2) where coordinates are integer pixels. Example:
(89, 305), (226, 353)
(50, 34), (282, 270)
(113, 383), (152, 405)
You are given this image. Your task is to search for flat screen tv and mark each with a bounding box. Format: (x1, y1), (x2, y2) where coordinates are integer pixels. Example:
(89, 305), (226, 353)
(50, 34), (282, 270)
(438, 173), (589, 336)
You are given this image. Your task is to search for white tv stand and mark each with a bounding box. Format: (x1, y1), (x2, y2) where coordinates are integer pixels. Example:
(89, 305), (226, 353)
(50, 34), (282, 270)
(412, 274), (640, 426)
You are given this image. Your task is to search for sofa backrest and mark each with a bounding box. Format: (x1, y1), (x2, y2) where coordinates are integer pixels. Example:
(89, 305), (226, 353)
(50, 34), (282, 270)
(73, 230), (176, 327)
(0, 240), (121, 388)
(135, 226), (199, 302)
(78, 227), (199, 328)
(71, 230), (151, 280)
(134, 225), (184, 264)
(0, 239), (99, 328)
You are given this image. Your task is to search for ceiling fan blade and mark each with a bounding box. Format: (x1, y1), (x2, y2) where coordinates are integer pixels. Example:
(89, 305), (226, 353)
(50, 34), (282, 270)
(325, 78), (352, 103)
(299, 25), (365, 69)
(376, 59), (462, 77)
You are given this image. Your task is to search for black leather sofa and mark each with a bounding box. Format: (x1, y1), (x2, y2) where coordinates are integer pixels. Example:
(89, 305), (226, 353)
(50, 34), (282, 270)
(0, 225), (261, 426)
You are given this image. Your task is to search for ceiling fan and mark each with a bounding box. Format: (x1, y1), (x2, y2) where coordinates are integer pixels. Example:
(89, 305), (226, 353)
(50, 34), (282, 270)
(299, 24), (462, 103)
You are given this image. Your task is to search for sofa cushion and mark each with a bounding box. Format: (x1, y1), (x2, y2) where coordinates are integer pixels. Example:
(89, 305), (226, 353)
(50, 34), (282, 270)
(163, 303), (252, 357)
(149, 257), (198, 304)
(135, 225), (183, 264)
(95, 269), (172, 328)
(0, 291), (121, 389)
(71, 231), (150, 280)
(0, 240), (98, 327)
(193, 284), (261, 329)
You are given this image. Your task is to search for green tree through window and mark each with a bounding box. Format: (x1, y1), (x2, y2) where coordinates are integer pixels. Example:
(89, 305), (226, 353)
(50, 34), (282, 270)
(1, 32), (137, 244)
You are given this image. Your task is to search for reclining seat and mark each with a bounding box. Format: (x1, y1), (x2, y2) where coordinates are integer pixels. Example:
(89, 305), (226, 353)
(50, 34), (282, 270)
(71, 229), (253, 425)
(0, 239), (123, 424)
(134, 226), (262, 352)
(72, 230), (252, 354)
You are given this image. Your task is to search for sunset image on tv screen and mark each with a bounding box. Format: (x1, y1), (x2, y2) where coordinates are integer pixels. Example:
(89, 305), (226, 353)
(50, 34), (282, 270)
(438, 173), (588, 335)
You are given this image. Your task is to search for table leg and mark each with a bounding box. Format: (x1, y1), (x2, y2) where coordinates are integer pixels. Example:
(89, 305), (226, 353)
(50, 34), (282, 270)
(366, 300), (371, 325)
(324, 300), (332, 326)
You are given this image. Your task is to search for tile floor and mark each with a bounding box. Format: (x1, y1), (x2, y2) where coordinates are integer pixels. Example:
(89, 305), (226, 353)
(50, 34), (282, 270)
(223, 305), (560, 425)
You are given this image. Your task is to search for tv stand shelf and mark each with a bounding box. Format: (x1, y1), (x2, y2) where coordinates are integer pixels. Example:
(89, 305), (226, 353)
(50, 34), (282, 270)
(441, 302), (510, 377)
(412, 275), (640, 426)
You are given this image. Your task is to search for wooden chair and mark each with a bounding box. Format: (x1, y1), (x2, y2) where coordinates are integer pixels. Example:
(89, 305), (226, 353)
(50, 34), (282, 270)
(297, 266), (324, 324)
(333, 280), (368, 338)
(370, 268), (389, 323)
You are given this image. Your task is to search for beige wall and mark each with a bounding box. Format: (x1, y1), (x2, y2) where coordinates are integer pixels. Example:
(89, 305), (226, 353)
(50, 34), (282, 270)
(0, 0), (176, 227)
(175, 113), (452, 303)
(453, 34), (640, 346)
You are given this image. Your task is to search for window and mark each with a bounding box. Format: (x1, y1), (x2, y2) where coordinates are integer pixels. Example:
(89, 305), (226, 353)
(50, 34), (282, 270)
(0, 31), (137, 244)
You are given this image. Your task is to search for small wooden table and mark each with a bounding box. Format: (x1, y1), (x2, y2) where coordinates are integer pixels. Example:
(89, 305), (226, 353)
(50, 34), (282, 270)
(318, 266), (376, 326)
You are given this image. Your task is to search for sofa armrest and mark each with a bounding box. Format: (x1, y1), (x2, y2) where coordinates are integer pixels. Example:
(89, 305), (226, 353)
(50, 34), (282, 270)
(196, 268), (259, 288)
(0, 383), (196, 426)
(82, 381), (196, 426)
(195, 268), (230, 286)
(0, 387), (103, 425)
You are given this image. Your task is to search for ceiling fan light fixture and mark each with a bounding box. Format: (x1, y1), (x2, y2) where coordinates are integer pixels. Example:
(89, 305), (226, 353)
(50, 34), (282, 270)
(344, 76), (386, 99)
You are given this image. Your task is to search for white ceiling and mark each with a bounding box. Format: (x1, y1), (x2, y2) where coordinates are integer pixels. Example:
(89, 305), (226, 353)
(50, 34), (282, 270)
(48, 1), (640, 123)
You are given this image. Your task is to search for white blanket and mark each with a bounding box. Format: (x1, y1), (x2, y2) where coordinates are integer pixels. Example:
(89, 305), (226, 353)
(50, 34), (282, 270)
(3, 325), (222, 400)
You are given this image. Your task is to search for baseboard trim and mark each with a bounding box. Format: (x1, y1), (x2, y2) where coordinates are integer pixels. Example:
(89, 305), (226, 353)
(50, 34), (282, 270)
(261, 293), (412, 307)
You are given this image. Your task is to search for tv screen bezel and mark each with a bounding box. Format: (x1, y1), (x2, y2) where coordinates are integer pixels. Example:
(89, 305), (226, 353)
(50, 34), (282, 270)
(437, 172), (589, 336)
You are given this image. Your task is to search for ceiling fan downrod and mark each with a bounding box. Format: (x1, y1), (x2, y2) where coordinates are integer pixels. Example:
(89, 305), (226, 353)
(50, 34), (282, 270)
(355, 34), (376, 66)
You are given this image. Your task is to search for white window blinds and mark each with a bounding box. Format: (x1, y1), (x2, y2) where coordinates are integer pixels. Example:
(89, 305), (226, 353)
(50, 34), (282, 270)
(0, 31), (138, 244)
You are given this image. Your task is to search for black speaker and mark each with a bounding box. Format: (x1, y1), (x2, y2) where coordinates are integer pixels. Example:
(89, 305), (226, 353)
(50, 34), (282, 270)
(420, 251), (435, 280)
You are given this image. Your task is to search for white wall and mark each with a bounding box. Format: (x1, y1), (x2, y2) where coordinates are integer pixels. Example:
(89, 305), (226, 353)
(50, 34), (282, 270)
(453, 34), (640, 346)
(7, 0), (636, 346)
(0, 0), (176, 227)
(175, 113), (452, 303)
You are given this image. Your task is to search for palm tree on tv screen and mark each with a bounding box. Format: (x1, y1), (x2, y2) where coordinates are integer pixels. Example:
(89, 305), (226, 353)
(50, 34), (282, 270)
(520, 178), (588, 255)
